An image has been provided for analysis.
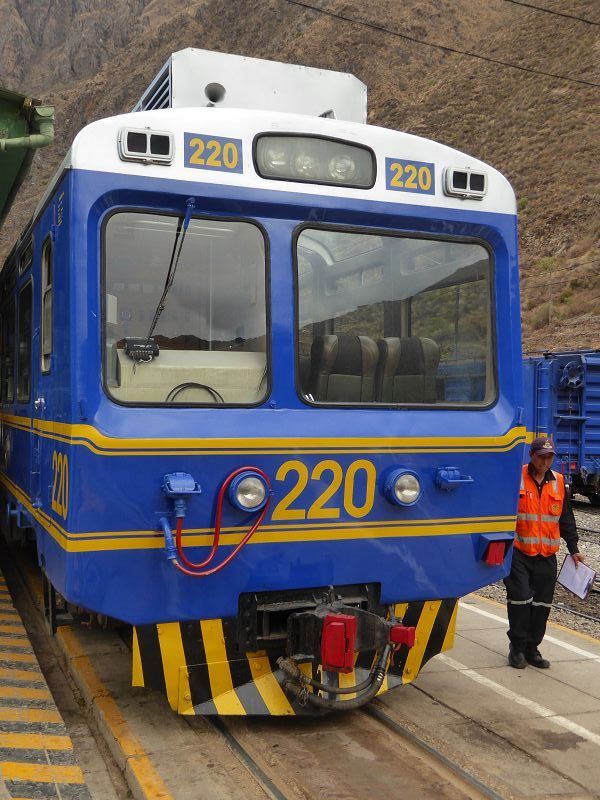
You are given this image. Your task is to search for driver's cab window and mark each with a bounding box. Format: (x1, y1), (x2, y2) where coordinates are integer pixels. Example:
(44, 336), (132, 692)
(104, 212), (268, 405)
(296, 228), (494, 406)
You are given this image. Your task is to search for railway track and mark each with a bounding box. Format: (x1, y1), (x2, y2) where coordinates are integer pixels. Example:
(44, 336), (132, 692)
(186, 699), (504, 800)
(203, 717), (288, 800)
(553, 602), (600, 623)
(364, 704), (504, 800)
(553, 514), (600, 625)
(572, 499), (600, 513)
(6, 540), (598, 800)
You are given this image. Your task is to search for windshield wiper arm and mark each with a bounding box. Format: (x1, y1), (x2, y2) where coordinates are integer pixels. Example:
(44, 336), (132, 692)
(145, 196), (196, 345)
(129, 197), (196, 361)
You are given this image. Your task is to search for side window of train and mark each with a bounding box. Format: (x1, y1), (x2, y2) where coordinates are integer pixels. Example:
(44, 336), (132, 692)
(19, 240), (33, 276)
(17, 282), (33, 403)
(1, 300), (16, 403)
(41, 237), (53, 373)
(296, 228), (494, 406)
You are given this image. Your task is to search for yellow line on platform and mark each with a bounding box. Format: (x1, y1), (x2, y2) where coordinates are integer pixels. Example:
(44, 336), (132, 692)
(0, 650), (36, 661)
(0, 731), (72, 750)
(0, 706), (62, 724)
(0, 626), (26, 637)
(0, 761), (85, 783)
(0, 666), (43, 682)
(0, 685), (50, 700)
(0, 637), (31, 648)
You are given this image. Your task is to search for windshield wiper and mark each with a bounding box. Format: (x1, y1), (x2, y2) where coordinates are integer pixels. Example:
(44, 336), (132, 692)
(126, 197), (196, 363)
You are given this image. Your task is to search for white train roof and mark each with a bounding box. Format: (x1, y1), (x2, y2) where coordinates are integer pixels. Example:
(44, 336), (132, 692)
(41, 107), (516, 217)
(134, 48), (368, 123)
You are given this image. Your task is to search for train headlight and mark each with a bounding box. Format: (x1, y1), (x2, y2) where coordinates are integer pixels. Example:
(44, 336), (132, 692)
(328, 153), (357, 182)
(293, 150), (320, 179)
(258, 145), (289, 176)
(229, 471), (269, 511)
(254, 135), (375, 188)
(383, 469), (422, 506)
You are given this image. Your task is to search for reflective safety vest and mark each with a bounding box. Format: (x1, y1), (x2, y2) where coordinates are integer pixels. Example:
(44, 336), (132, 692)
(515, 465), (564, 556)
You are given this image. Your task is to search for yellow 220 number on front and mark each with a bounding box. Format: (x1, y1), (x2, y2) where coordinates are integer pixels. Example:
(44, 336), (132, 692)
(184, 133), (243, 173)
(385, 157), (435, 195)
(51, 450), (69, 520)
(272, 459), (377, 521)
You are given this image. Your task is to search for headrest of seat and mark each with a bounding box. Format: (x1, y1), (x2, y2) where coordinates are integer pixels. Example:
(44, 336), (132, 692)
(311, 334), (378, 377)
(393, 337), (440, 375)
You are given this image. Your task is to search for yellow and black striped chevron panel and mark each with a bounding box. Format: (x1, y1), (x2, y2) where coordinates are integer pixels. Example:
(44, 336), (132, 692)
(132, 599), (458, 716)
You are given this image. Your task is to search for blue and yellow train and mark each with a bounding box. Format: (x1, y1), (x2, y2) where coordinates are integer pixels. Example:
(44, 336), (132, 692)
(0, 50), (525, 715)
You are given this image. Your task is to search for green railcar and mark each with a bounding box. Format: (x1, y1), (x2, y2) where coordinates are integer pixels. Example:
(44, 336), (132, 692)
(0, 87), (54, 229)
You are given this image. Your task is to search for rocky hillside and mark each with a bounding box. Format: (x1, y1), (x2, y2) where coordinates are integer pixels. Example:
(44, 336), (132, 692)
(1, 0), (598, 351)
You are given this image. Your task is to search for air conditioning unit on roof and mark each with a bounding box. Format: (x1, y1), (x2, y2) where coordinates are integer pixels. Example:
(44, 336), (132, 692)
(133, 48), (367, 123)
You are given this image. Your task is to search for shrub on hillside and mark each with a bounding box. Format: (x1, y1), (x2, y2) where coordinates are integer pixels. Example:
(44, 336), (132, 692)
(532, 304), (550, 329)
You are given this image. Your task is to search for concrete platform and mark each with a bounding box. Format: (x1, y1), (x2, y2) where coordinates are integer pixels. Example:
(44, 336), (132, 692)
(10, 550), (600, 800)
(380, 594), (600, 799)
(54, 625), (274, 800)
(0, 568), (93, 800)
(56, 594), (600, 800)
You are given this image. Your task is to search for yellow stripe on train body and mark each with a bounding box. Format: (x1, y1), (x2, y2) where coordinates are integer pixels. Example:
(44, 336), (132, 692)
(1, 413), (527, 455)
(0, 468), (518, 554)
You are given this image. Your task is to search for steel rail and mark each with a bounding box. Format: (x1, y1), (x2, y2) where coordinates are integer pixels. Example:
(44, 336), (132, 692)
(365, 703), (505, 800)
(553, 602), (600, 623)
(572, 500), (600, 514)
(577, 526), (600, 536)
(201, 717), (291, 800)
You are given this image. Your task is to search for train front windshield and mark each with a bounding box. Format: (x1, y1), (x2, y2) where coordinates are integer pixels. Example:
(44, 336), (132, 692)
(297, 229), (494, 406)
(103, 212), (268, 405)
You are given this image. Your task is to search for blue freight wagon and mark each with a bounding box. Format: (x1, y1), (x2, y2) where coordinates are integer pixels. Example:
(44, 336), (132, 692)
(523, 350), (600, 505)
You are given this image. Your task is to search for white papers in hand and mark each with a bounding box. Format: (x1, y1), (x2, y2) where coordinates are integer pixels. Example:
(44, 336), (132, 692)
(557, 555), (597, 600)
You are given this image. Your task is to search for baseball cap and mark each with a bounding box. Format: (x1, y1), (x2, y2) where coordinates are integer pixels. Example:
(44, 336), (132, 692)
(530, 436), (556, 455)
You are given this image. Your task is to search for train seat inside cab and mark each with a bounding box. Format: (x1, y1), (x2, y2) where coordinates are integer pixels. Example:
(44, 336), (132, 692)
(376, 336), (441, 404)
(307, 333), (379, 402)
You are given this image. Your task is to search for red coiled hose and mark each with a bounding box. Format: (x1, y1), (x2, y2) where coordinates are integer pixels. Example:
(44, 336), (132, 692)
(173, 466), (271, 577)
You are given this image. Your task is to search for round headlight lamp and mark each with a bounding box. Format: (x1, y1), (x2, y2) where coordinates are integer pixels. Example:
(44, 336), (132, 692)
(328, 153), (357, 181)
(383, 469), (422, 506)
(259, 146), (289, 175)
(293, 151), (320, 179)
(228, 471), (269, 511)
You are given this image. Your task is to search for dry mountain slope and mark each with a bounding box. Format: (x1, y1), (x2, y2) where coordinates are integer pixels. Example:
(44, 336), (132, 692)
(0, 0), (598, 350)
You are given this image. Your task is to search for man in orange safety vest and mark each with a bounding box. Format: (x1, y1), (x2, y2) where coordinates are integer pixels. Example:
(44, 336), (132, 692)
(505, 436), (584, 669)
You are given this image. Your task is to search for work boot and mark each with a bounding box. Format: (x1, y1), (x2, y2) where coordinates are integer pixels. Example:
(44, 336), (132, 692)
(526, 648), (550, 668)
(508, 644), (527, 669)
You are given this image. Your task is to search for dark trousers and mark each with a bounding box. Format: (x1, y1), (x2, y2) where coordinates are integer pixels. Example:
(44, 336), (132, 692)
(503, 549), (557, 652)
